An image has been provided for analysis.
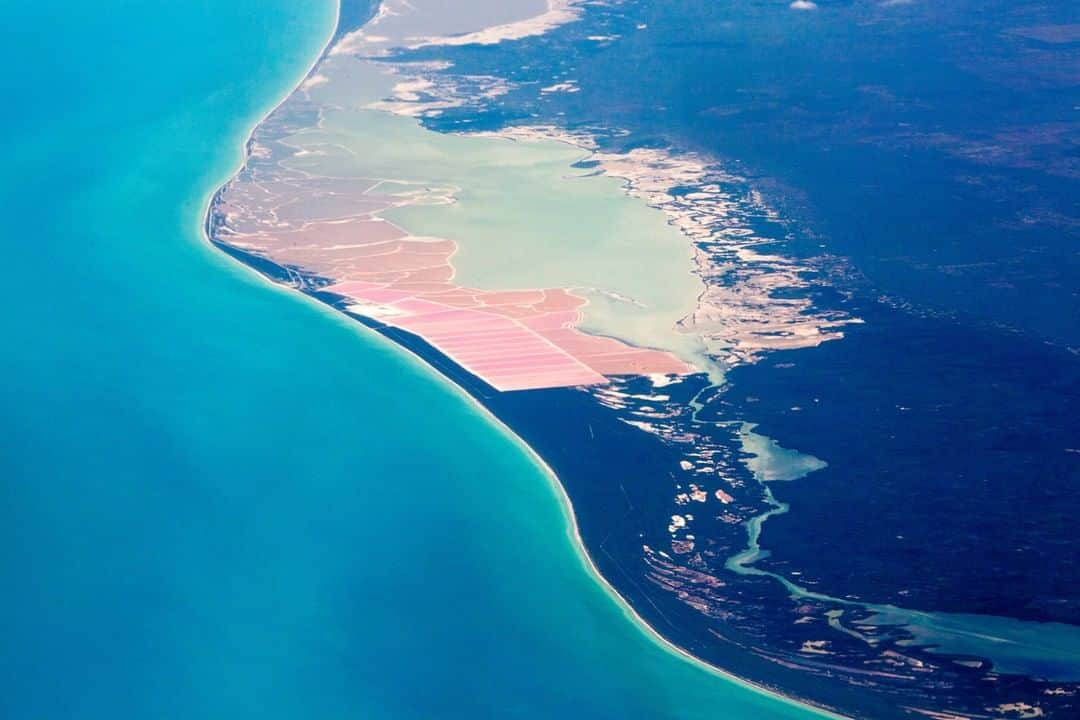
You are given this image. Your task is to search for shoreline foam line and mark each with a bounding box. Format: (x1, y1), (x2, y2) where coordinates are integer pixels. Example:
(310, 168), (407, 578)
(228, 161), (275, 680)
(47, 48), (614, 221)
(200, 0), (349, 256)
(199, 1), (845, 717)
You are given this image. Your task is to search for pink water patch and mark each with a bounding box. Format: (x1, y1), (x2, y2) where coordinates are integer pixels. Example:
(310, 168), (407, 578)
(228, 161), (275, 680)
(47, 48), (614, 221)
(312, 256), (691, 391)
(215, 162), (694, 391)
(322, 282), (607, 390)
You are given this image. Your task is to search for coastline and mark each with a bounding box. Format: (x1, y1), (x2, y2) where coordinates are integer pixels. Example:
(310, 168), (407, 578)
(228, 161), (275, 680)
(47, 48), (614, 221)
(197, 1), (844, 717)
(199, 0), (344, 270)
(198, 0), (1080, 717)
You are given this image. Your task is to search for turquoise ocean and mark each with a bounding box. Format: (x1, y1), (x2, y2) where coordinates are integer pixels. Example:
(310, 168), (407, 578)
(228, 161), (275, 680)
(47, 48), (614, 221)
(0, 1), (824, 718)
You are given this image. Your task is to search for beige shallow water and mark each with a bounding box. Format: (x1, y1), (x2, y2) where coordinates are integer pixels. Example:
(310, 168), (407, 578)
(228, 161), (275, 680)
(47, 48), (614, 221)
(294, 56), (707, 366)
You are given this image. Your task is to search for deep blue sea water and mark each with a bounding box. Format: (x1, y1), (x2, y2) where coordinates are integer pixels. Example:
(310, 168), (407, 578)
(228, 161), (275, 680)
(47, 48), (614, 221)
(0, 2), (830, 719)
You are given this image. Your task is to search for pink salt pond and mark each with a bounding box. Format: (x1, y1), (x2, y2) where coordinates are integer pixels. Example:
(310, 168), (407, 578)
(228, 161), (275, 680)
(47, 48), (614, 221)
(222, 182), (693, 392)
(324, 280), (691, 392)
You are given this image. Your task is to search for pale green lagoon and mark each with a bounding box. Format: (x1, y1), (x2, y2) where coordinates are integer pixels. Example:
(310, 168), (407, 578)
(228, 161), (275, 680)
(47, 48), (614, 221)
(289, 56), (707, 366)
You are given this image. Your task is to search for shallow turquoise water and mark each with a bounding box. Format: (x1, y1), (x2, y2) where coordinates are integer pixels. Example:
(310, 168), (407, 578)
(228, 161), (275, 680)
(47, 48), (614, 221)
(0, 2), (826, 718)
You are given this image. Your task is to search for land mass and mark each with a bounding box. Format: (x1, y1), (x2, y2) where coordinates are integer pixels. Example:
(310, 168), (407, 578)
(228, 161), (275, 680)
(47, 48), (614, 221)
(206, 1), (1080, 718)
